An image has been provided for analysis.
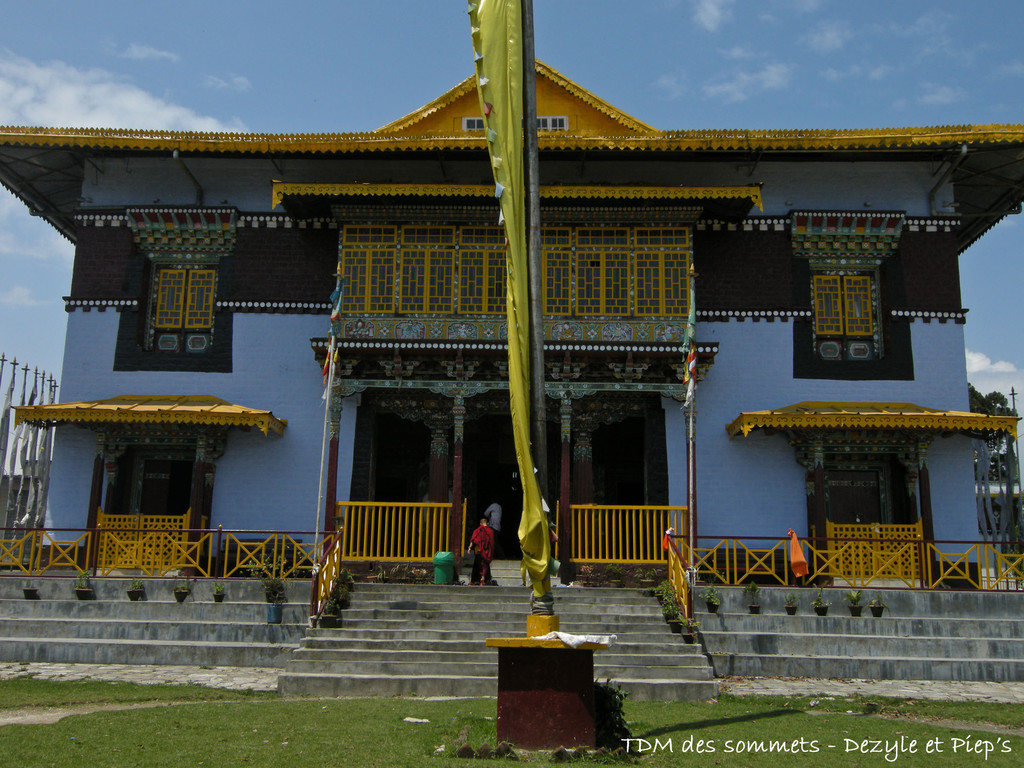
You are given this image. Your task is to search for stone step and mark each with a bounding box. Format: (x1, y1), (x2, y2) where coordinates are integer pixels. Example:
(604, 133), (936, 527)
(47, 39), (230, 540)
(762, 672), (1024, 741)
(707, 650), (1024, 682)
(0, 635), (299, 667)
(276, 671), (718, 702)
(0, 598), (309, 624)
(704, 586), (1024, 619)
(287, 646), (710, 668)
(0, 616), (305, 644)
(700, 629), (1024, 660)
(296, 634), (706, 656)
(696, 611), (1024, 639)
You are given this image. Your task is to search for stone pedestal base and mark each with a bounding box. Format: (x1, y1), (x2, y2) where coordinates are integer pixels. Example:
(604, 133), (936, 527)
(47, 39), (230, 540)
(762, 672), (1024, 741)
(486, 637), (607, 750)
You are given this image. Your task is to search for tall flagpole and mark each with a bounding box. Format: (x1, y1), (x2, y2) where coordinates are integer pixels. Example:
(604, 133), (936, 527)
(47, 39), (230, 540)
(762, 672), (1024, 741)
(521, 0), (547, 502)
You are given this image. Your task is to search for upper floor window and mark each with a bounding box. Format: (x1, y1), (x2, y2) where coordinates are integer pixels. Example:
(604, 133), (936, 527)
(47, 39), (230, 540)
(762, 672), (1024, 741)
(812, 272), (877, 360)
(148, 261), (218, 353)
(338, 224), (690, 320)
(462, 117), (485, 131)
(537, 115), (568, 131)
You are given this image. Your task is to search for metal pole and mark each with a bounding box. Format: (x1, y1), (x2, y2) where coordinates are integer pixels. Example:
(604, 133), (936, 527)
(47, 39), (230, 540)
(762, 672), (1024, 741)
(521, 0), (547, 501)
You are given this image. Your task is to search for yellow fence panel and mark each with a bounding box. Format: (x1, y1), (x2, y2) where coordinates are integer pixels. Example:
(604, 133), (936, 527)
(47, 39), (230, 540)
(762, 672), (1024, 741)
(825, 521), (922, 585)
(338, 502), (455, 561)
(0, 529), (38, 573)
(571, 505), (685, 563)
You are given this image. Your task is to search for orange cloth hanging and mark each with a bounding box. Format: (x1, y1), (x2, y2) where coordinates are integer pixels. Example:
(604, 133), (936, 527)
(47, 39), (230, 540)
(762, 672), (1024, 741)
(788, 528), (809, 578)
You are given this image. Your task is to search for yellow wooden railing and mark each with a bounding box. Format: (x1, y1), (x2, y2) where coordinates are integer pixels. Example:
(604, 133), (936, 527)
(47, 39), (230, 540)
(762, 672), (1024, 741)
(571, 504), (685, 563)
(825, 521), (923, 584)
(96, 509), (196, 574)
(665, 533), (692, 619)
(336, 500), (465, 561)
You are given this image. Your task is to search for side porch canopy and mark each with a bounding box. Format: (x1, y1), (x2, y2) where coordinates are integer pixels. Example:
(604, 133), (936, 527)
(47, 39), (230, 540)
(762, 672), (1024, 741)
(726, 401), (1017, 440)
(14, 394), (287, 435)
(726, 401), (1018, 546)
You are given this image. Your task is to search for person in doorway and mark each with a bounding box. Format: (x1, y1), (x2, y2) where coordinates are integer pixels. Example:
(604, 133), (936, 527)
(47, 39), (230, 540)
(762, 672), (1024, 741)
(484, 496), (506, 559)
(469, 518), (496, 586)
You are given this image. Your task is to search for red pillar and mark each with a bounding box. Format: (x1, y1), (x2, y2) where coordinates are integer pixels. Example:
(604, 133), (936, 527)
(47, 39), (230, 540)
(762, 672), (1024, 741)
(428, 428), (449, 503)
(325, 434), (339, 532)
(571, 431), (593, 505)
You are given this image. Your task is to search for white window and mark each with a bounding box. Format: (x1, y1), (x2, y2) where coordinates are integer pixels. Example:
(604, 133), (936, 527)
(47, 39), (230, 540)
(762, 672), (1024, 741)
(462, 117), (485, 131)
(537, 116), (568, 131)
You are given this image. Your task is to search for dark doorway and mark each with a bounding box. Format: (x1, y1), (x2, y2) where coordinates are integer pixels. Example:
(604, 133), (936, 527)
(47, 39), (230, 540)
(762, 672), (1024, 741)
(468, 414), (522, 559)
(138, 459), (193, 517)
(592, 417), (645, 504)
(371, 413), (431, 502)
(826, 467), (883, 525)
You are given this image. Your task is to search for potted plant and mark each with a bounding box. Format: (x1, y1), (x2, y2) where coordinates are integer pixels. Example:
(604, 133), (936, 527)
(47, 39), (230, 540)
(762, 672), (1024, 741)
(784, 592), (799, 615)
(681, 617), (701, 644)
(868, 593), (888, 618)
(74, 570), (94, 600)
(743, 581), (761, 614)
(22, 585), (40, 600)
(373, 565), (388, 583)
(845, 589), (863, 617)
(574, 564), (594, 587)
(606, 564), (625, 587)
(319, 577), (350, 628)
(637, 568), (658, 590)
(172, 579), (192, 603)
(699, 585), (721, 613)
(212, 582), (225, 603)
(126, 579), (145, 602)
(812, 587), (829, 616)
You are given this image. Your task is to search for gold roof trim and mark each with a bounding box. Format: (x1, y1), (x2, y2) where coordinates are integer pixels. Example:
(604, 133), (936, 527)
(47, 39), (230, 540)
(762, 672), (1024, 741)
(375, 60), (657, 136)
(272, 181), (762, 210)
(4, 124), (1024, 156)
(726, 401), (1018, 439)
(14, 395), (287, 436)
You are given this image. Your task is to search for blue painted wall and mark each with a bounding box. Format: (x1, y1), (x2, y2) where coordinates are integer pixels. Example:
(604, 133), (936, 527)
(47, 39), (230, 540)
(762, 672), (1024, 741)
(666, 317), (977, 542)
(50, 311), (356, 536)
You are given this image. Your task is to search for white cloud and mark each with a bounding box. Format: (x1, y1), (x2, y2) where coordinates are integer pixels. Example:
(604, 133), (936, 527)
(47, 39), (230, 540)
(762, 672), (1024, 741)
(807, 22), (850, 53)
(0, 52), (245, 131)
(653, 73), (687, 101)
(203, 74), (252, 92)
(120, 44), (179, 63)
(0, 286), (45, 307)
(720, 46), (753, 60)
(691, 0), (734, 32)
(966, 349), (1024, 399)
(703, 63), (792, 103)
(997, 61), (1024, 77)
(918, 82), (966, 107)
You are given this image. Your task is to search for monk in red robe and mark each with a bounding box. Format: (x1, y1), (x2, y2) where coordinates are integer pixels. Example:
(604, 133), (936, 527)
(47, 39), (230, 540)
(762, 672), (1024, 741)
(469, 518), (496, 586)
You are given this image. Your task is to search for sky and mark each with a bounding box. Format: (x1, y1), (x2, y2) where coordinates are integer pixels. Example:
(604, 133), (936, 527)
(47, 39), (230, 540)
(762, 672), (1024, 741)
(1, 0), (1023, 405)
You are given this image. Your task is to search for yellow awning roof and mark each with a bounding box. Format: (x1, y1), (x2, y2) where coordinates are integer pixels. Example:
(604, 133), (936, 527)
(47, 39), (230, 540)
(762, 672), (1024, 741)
(726, 401), (1017, 439)
(14, 395), (287, 436)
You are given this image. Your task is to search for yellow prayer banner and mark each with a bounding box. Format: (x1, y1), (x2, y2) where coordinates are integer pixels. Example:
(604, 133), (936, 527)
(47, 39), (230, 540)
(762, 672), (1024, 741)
(469, 0), (549, 597)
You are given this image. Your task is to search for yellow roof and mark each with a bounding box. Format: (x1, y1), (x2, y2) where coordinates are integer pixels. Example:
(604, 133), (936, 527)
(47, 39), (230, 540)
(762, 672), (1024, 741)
(726, 401), (1018, 439)
(14, 395), (287, 436)
(2, 123), (1021, 156)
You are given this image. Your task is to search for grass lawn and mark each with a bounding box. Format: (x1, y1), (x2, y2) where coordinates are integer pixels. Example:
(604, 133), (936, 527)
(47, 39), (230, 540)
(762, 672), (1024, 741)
(0, 678), (1021, 767)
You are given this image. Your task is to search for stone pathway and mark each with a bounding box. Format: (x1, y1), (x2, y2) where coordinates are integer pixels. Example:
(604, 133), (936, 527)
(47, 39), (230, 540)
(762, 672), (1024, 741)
(3, 662), (1024, 703)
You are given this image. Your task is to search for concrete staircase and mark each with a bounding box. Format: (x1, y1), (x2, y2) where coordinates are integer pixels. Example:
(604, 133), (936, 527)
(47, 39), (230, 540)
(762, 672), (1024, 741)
(277, 582), (718, 701)
(698, 586), (1024, 681)
(0, 575), (307, 667)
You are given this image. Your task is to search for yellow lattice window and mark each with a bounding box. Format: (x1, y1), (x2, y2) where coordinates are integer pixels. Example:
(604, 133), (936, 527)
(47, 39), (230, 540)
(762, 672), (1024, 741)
(542, 228), (571, 316)
(634, 228), (690, 317)
(400, 227), (454, 314)
(184, 269), (216, 329)
(154, 267), (216, 330)
(813, 275), (843, 335)
(814, 274), (874, 337)
(154, 269), (186, 329)
(459, 227), (506, 314)
(843, 275), (873, 336)
(576, 228), (629, 316)
(341, 226), (396, 313)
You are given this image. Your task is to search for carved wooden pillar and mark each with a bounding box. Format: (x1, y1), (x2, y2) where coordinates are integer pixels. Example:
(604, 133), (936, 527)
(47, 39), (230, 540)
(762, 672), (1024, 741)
(559, 395), (573, 560)
(450, 396), (466, 555)
(428, 426), (450, 503)
(572, 429), (594, 505)
(325, 392), (342, 533)
(811, 441), (827, 542)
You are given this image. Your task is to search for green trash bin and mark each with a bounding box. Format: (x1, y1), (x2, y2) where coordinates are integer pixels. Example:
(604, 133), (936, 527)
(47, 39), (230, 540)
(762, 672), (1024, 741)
(433, 551), (456, 584)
